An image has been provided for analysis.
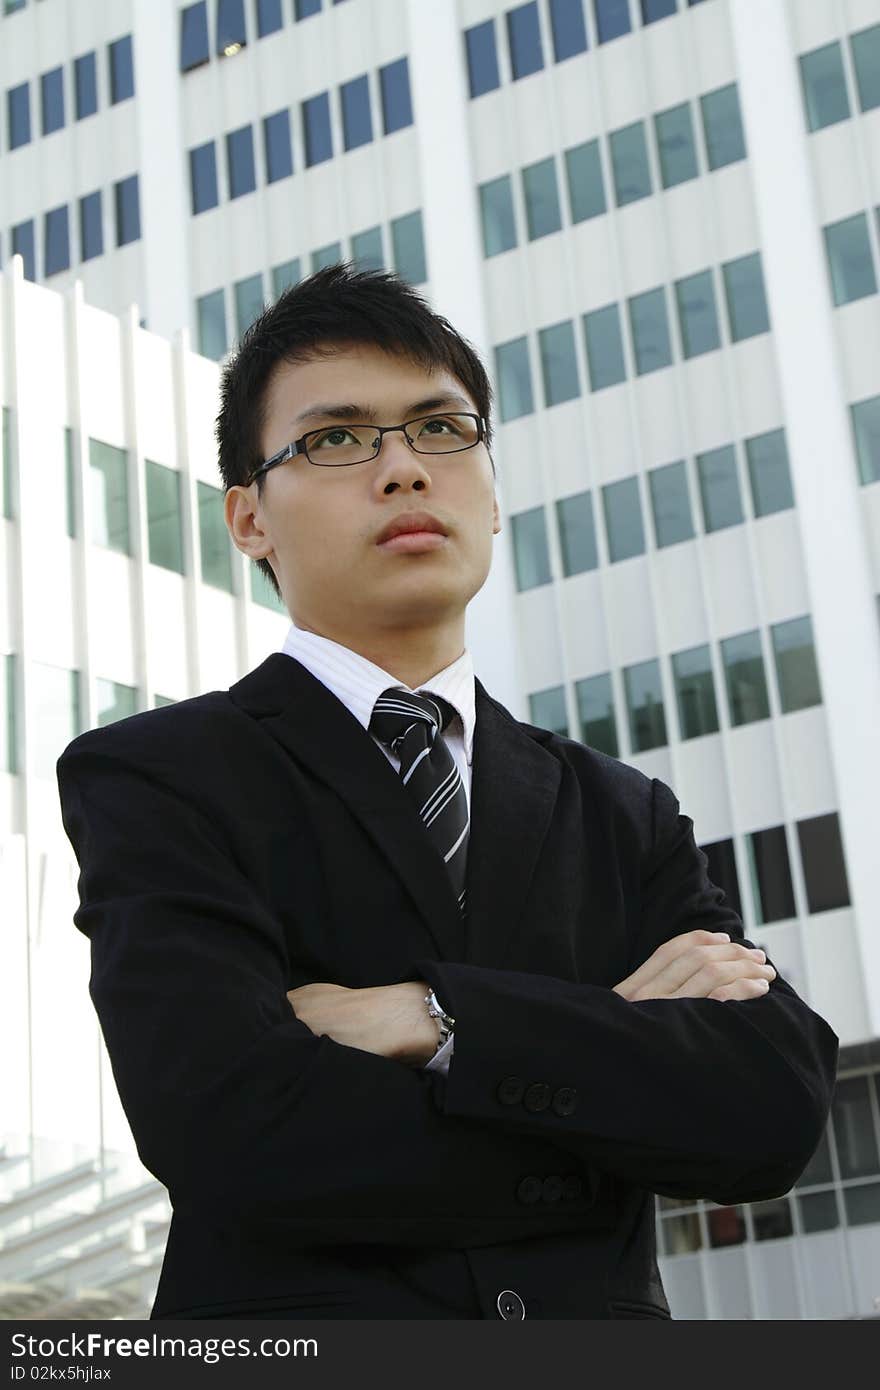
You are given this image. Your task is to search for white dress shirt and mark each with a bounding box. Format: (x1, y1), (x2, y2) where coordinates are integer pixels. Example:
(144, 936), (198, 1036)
(279, 621), (476, 1076)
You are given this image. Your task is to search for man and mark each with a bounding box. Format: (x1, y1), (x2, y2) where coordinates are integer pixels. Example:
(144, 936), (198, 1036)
(57, 264), (838, 1321)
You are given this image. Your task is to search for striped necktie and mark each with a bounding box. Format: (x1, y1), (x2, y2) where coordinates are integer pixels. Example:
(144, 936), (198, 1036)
(368, 687), (469, 918)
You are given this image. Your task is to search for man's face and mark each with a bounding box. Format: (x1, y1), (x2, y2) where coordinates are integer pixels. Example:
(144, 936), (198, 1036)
(228, 342), (501, 636)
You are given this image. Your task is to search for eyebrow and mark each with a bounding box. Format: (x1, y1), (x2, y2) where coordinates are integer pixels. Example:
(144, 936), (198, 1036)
(292, 393), (473, 426)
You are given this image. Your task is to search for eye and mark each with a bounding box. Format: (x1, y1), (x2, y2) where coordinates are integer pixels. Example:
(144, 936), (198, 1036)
(417, 416), (456, 435)
(311, 427), (359, 448)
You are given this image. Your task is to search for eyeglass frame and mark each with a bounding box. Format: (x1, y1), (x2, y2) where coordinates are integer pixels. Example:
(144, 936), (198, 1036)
(246, 411), (489, 486)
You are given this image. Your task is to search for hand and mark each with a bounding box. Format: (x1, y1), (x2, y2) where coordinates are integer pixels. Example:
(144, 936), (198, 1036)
(612, 929), (776, 1003)
(286, 980), (440, 1066)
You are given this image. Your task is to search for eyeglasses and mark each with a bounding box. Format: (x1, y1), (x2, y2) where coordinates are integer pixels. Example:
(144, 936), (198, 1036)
(246, 412), (487, 485)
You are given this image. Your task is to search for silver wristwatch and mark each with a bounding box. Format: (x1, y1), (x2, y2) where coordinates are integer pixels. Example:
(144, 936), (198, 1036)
(424, 988), (455, 1051)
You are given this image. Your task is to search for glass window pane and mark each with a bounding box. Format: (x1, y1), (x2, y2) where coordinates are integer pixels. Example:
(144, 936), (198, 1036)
(832, 1077), (879, 1179)
(391, 209), (427, 284)
(654, 101), (698, 188)
(303, 91), (333, 165)
(529, 685), (568, 736)
(11, 221), (36, 282)
(31, 663), (81, 779)
(796, 812), (851, 913)
(672, 643), (719, 739)
(507, 2), (544, 80)
(79, 190), (103, 261)
(795, 1126), (834, 1188)
(700, 83), (747, 169)
(465, 19), (501, 98)
(263, 108), (293, 181)
(675, 268), (721, 357)
(198, 480), (235, 592)
(799, 42), (850, 132)
(609, 120), (652, 205)
(511, 506), (552, 589)
(771, 615), (822, 713)
(234, 273), (264, 337)
(190, 141), (219, 214)
(311, 241), (342, 271)
(227, 124), (256, 198)
(146, 459), (184, 574)
(851, 24), (880, 112)
(549, 0), (588, 61)
(256, 0), (283, 38)
(661, 1212), (702, 1255)
(843, 1182), (880, 1227)
(624, 658), (666, 752)
(575, 672), (618, 756)
(250, 563), (287, 612)
(379, 57), (412, 134)
(216, 0), (246, 53)
(294, 0), (321, 16)
(583, 303), (626, 390)
(722, 252), (770, 340)
(641, 0), (677, 20)
(701, 838), (742, 920)
(751, 1198), (793, 1242)
(74, 52), (98, 119)
(628, 286), (672, 374)
(721, 629), (770, 726)
(797, 1190), (839, 1232)
(96, 678), (138, 727)
(538, 320), (579, 406)
(180, 2), (210, 72)
(479, 175), (517, 256)
(602, 475), (645, 562)
(272, 258), (301, 297)
(745, 428), (794, 516)
(556, 490), (598, 575)
(89, 439), (130, 554)
(8, 82), (31, 148)
(851, 395), (880, 485)
(594, 0), (631, 44)
(109, 35), (135, 104)
(41, 67), (65, 135)
(696, 443), (743, 532)
(824, 213), (877, 306)
(114, 175), (140, 246)
(341, 73), (372, 150)
(351, 225), (383, 272)
(564, 139), (606, 222)
(197, 288), (227, 360)
(649, 459), (694, 546)
(495, 337), (534, 421)
(522, 157), (562, 239)
(746, 824), (795, 924)
(44, 205), (70, 277)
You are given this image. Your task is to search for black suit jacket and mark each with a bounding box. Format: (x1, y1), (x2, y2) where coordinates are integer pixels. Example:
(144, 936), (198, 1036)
(55, 652), (839, 1320)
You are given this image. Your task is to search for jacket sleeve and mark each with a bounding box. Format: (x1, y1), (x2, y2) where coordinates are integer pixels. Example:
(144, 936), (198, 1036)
(56, 737), (614, 1252)
(416, 775), (840, 1208)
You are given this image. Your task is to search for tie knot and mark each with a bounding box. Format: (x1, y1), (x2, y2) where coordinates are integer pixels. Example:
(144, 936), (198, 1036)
(368, 687), (456, 754)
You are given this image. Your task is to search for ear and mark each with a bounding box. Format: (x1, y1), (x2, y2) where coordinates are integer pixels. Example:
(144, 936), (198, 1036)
(225, 485), (274, 560)
(492, 490), (501, 534)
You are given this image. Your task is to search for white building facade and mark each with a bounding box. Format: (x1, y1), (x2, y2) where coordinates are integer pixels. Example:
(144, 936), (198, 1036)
(1, 0), (879, 1319)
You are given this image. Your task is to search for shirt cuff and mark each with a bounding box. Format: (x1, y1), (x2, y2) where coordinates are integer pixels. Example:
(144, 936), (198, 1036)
(424, 1031), (454, 1075)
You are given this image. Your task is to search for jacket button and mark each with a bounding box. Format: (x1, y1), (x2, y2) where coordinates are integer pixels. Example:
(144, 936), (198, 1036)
(551, 1086), (578, 1116)
(516, 1174), (543, 1205)
(562, 1175), (584, 1200)
(497, 1289), (526, 1320)
(542, 1174), (563, 1202)
(523, 1081), (551, 1112)
(497, 1075), (525, 1106)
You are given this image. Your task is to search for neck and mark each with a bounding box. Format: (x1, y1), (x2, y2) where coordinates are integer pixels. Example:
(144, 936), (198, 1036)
(292, 615), (466, 690)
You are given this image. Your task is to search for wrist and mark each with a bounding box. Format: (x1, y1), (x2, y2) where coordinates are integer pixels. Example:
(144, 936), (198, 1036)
(424, 988), (455, 1053)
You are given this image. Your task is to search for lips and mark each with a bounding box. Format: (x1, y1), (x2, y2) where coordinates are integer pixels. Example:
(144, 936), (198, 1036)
(376, 512), (448, 544)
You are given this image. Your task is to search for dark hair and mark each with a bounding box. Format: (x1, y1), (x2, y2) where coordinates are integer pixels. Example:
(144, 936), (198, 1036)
(215, 260), (496, 601)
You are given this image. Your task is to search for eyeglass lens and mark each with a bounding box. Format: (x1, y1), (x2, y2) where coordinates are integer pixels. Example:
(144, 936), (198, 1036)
(305, 413), (479, 466)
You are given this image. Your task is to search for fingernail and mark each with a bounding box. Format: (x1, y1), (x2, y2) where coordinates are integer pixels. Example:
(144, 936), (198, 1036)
(713, 932), (730, 940)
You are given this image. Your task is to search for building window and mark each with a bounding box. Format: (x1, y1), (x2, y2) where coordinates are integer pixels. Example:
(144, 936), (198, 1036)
(583, 303), (626, 390)
(850, 24), (880, 113)
(745, 428), (794, 516)
(538, 320), (580, 406)
(217, 0), (247, 54)
(303, 91), (333, 165)
(234, 272), (264, 336)
(648, 459), (694, 546)
(594, 0), (631, 44)
(654, 102), (698, 188)
(351, 225), (384, 272)
(696, 443), (743, 532)
(511, 506), (552, 589)
(263, 108), (293, 181)
(227, 124), (256, 198)
(628, 286), (673, 375)
(549, 0), (588, 61)
(831, 1076), (878, 1178)
(575, 672), (618, 756)
(800, 41), (850, 132)
(294, 0), (321, 16)
(250, 563), (287, 612)
(746, 824), (795, 924)
(641, 0), (677, 22)
(44, 205), (70, 276)
(89, 439), (130, 554)
(272, 258), (301, 296)
(700, 83), (747, 169)
(380, 57), (413, 134)
(341, 73), (373, 150)
(720, 628), (770, 726)
(722, 252), (770, 340)
(556, 490), (598, 575)
(190, 141), (219, 213)
(312, 241), (342, 271)
(495, 337), (534, 421)
(391, 209), (426, 284)
(672, 643), (719, 739)
(145, 459), (185, 574)
(851, 394), (880, 485)
(824, 212), (877, 306)
(465, 20), (500, 98)
(40, 66), (65, 135)
(609, 120), (652, 205)
(108, 35), (135, 103)
(74, 52), (98, 119)
(197, 288), (227, 360)
(529, 685), (568, 736)
(602, 475), (645, 562)
(522, 157), (562, 239)
(507, 2), (544, 79)
(114, 174), (140, 246)
(31, 663), (81, 780)
(180, 2), (210, 72)
(624, 658), (666, 753)
(7, 81), (31, 148)
(96, 679), (139, 727)
(564, 139), (606, 222)
(770, 614), (822, 713)
(198, 480), (236, 592)
(675, 268), (721, 357)
(479, 175), (517, 256)
(11, 221), (35, 281)
(701, 838), (743, 920)
(256, 0), (283, 38)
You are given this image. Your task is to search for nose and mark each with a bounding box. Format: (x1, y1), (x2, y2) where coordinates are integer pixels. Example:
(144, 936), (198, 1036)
(372, 427), (432, 490)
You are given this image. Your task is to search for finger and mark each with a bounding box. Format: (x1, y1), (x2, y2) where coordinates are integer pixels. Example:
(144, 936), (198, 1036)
(671, 958), (776, 999)
(708, 977), (773, 1002)
(628, 942), (770, 1000)
(616, 929), (733, 995)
